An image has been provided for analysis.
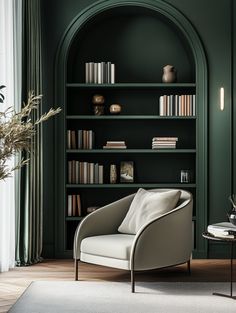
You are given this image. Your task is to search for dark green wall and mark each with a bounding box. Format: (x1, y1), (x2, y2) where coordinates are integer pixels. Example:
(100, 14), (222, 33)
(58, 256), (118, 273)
(41, 0), (234, 258)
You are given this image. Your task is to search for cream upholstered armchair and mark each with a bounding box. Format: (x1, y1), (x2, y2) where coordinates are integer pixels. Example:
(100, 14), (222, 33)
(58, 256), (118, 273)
(73, 189), (193, 292)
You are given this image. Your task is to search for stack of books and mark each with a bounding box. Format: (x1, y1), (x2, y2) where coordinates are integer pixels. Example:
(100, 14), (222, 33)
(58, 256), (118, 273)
(207, 222), (236, 239)
(152, 137), (178, 149)
(103, 141), (127, 149)
(85, 62), (115, 84)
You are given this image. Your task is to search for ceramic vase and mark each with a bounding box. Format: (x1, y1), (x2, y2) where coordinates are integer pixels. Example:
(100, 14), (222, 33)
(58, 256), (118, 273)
(162, 65), (177, 83)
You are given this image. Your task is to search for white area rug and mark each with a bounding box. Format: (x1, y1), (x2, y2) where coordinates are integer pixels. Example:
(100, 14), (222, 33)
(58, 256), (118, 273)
(8, 281), (236, 313)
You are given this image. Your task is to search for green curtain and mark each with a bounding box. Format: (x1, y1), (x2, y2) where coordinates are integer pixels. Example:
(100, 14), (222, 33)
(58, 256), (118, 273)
(15, 0), (43, 266)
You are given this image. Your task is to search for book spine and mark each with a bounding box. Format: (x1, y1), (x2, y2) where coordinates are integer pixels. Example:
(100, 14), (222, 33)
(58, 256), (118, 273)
(85, 63), (89, 84)
(71, 130), (76, 149)
(94, 63), (98, 84)
(67, 195), (72, 216)
(78, 130), (82, 149)
(98, 165), (103, 184)
(159, 96), (163, 116)
(88, 62), (94, 83)
(67, 130), (71, 149)
(97, 63), (102, 84)
(72, 194), (76, 216)
(111, 63), (115, 84)
(107, 61), (111, 83)
(77, 194), (81, 216)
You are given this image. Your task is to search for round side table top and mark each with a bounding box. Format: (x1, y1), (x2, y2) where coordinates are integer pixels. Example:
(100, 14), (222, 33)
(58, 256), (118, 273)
(202, 231), (236, 242)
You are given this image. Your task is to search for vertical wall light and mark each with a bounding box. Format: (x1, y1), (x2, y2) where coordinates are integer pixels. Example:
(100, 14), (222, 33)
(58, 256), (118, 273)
(220, 87), (224, 111)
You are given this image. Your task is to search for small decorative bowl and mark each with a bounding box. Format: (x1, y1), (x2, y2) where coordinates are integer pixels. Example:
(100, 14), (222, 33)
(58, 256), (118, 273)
(109, 104), (122, 114)
(228, 211), (236, 226)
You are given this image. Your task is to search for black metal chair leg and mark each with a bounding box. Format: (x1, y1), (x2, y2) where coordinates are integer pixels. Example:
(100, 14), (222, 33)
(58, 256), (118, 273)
(75, 259), (79, 281)
(187, 259), (191, 275)
(131, 269), (135, 293)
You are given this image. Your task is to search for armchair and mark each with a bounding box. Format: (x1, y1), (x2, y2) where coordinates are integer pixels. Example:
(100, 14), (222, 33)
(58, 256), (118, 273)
(73, 189), (193, 292)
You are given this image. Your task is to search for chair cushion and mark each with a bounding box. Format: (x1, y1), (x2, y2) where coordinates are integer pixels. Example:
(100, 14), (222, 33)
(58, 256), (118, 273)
(118, 188), (181, 235)
(80, 234), (135, 260)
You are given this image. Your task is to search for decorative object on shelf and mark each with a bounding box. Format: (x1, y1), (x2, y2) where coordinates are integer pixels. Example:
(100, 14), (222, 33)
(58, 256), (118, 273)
(86, 206), (100, 214)
(162, 64), (177, 83)
(110, 164), (117, 184)
(92, 94), (105, 115)
(228, 195), (236, 225)
(109, 103), (122, 114)
(180, 170), (191, 183)
(120, 161), (134, 183)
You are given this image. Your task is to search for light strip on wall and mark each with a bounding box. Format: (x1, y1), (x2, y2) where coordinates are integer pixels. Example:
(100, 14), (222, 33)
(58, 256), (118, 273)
(220, 87), (224, 111)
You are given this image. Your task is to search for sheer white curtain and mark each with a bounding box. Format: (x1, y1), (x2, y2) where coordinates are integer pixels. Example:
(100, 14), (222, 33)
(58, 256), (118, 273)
(0, 0), (22, 272)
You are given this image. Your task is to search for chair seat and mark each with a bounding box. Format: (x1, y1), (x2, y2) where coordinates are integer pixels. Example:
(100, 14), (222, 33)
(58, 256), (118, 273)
(80, 234), (135, 260)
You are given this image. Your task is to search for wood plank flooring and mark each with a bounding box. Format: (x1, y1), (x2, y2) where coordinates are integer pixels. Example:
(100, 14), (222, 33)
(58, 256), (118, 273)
(0, 259), (233, 313)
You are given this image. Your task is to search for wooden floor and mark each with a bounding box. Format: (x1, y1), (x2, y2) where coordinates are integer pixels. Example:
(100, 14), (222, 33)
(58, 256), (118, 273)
(0, 259), (234, 313)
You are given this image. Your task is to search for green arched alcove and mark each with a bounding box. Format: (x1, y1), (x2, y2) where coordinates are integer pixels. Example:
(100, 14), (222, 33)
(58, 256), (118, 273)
(55, 0), (208, 258)
(67, 5), (195, 83)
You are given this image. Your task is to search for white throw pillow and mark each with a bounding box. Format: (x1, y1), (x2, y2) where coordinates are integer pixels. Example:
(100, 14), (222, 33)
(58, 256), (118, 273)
(118, 188), (181, 234)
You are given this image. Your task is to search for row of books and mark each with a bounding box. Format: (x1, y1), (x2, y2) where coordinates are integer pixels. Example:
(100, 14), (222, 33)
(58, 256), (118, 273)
(207, 222), (236, 239)
(159, 94), (196, 116)
(67, 194), (82, 217)
(85, 62), (115, 84)
(103, 141), (127, 149)
(68, 161), (103, 184)
(152, 137), (178, 149)
(67, 130), (94, 150)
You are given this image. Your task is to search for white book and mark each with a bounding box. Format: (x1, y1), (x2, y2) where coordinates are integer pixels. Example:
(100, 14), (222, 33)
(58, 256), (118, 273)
(159, 96), (164, 116)
(192, 94), (196, 116)
(97, 63), (102, 84)
(111, 63), (115, 84)
(67, 195), (72, 216)
(94, 63), (98, 84)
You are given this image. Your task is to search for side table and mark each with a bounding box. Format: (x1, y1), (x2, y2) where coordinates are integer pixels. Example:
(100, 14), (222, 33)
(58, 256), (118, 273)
(202, 231), (236, 299)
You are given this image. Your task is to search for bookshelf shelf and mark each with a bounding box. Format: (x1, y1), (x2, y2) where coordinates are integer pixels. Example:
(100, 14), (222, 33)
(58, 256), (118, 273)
(66, 115), (196, 120)
(66, 149), (196, 154)
(66, 83), (196, 89)
(66, 183), (196, 188)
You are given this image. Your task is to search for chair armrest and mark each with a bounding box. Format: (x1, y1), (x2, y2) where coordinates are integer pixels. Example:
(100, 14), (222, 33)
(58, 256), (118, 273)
(73, 193), (135, 259)
(131, 199), (193, 270)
